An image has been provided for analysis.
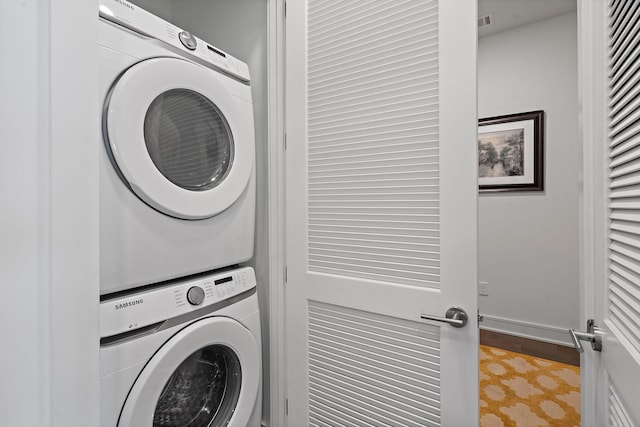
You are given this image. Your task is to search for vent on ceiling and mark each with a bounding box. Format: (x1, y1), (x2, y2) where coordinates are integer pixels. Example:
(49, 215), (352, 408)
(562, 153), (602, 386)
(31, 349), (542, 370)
(478, 14), (494, 28)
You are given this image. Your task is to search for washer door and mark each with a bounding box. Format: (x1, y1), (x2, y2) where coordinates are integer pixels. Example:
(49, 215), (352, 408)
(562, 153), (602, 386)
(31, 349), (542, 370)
(119, 317), (259, 427)
(104, 57), (253, 220)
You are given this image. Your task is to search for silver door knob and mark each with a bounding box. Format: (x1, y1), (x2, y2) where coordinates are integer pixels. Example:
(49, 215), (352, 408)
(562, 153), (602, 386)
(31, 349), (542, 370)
(420, 307), (468, 328)
(569, 319), (602, 353)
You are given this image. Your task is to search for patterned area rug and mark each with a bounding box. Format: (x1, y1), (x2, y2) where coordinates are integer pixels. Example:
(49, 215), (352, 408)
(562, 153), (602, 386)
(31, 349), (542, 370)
(480, 345), (580, 427)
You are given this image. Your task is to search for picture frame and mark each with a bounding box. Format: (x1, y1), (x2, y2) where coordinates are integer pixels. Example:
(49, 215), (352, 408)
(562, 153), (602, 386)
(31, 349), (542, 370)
(478, 110), (544, 192)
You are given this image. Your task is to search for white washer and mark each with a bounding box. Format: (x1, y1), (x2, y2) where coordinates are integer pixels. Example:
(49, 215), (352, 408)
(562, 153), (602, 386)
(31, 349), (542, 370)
(100, 266), (261, 427)
(99, 1), (256, 295)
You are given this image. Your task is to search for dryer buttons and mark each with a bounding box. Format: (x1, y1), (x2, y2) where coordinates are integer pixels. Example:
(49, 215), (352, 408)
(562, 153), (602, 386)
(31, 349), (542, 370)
(178, 31), (197, 50)
(186, 286), (205, 306)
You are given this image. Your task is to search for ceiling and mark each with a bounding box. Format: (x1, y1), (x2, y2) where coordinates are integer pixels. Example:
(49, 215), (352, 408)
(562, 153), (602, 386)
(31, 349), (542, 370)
(478, 0), (577, 37)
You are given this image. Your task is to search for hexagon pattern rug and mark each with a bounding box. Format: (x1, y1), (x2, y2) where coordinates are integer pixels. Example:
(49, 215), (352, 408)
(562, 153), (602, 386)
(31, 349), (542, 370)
(480, 345), (580, 427)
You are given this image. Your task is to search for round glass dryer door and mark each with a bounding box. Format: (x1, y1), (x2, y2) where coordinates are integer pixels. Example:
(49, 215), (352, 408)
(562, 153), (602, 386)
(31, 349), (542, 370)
(119, 317), (260, 427)
(144, 89), (234, 193)
(104, 57), (254, 220)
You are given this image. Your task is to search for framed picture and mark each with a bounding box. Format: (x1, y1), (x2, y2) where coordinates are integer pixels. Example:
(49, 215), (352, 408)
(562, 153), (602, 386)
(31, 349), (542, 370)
(478, 110), (544, 192)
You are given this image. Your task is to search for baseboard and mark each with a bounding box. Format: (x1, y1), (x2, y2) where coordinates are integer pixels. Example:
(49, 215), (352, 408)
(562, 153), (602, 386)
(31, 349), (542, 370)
(480, 314), (574, 346)
(480, 329), (580, 366)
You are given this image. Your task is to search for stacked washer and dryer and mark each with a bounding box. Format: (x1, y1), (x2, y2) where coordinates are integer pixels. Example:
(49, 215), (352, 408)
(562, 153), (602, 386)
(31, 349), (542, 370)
(98, 1), (261, 426)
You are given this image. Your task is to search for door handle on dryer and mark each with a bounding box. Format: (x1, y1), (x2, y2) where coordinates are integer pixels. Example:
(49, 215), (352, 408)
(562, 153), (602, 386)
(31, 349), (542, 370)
(421, 307), (468, 328)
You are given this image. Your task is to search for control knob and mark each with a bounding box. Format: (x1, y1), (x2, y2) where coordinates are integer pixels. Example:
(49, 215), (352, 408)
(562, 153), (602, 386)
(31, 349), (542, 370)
(186, 286), (205, 306)
(178, 31), (197, 50)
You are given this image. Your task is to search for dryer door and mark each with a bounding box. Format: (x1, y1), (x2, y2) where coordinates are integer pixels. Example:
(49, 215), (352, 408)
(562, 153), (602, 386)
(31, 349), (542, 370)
(104, 57), (254, 220)
(118, 317), (260, 427)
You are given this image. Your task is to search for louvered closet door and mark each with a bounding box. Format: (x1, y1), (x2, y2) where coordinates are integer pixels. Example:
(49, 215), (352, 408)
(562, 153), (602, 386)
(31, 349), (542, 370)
(285, 1), (478, 426)
(597, 0), (640, 425)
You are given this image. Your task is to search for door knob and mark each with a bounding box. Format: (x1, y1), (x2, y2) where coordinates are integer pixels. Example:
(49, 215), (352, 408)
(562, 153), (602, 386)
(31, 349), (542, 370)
(569, 319), (602, 353)
(420, 307), (468, 328)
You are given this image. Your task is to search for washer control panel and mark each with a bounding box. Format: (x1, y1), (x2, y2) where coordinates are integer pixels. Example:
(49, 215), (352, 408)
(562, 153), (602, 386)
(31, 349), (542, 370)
(99, 0), (250, 82)
(100, 266), (256, 338)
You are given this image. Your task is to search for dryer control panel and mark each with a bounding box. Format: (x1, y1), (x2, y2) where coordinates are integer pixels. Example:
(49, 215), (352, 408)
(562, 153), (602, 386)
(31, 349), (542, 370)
(100, 266), (256, 338)
(98, 0), (250, 82)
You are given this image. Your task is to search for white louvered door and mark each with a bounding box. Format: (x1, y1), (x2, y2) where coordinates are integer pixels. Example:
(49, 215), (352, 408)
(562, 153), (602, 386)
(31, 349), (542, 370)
(589, 1), (640, 425)
(285, 1), (478, 426)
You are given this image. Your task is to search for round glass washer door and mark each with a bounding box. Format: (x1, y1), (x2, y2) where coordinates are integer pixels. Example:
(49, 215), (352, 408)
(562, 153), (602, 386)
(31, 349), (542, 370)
(104, 57), (254, 220)
(119, 317), (260, 427)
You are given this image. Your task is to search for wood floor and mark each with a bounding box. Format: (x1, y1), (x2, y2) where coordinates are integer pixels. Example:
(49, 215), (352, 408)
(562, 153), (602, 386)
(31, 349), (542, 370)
(480, 329), (580, 366)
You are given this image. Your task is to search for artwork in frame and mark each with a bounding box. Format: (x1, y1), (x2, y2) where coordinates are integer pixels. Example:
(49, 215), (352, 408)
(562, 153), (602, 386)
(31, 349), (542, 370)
(478, 110), (544, 192)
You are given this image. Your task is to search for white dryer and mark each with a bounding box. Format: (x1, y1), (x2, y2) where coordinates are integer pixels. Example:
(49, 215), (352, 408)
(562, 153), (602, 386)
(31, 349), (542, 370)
(100, 266), (261, 427)
(99, 1), (255, 295)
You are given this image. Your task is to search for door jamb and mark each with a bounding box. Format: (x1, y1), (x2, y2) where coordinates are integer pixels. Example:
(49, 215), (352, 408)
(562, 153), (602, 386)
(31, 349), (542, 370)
(578, 0), (608, 425)
(267, 0), (287, 425)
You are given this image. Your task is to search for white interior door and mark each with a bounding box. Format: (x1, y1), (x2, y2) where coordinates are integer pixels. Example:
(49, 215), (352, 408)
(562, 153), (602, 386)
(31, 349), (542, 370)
(285, 1), (478, 425)
(581, 0), (640, 425)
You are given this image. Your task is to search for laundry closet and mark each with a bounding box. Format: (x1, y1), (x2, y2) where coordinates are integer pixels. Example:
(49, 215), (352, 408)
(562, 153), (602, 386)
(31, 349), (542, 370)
(104, 0), (275, 425)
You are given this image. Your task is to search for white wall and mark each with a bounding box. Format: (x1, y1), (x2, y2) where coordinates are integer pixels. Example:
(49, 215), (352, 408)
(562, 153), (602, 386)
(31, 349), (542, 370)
(478, 12), (580, 345)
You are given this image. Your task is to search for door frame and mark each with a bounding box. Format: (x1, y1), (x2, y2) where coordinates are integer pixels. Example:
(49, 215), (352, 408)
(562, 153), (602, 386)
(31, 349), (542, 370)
(266, 0), (287, 425)
(0, 0), (100, 425)
(578, 0), (608, 425)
